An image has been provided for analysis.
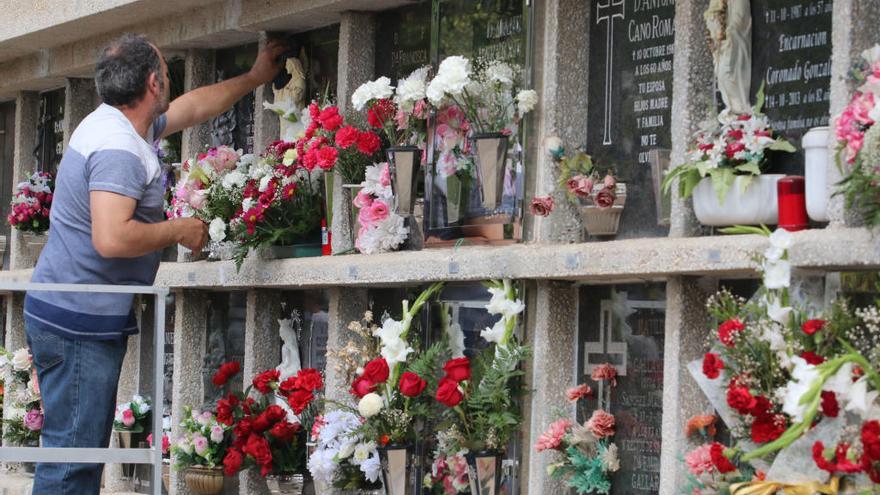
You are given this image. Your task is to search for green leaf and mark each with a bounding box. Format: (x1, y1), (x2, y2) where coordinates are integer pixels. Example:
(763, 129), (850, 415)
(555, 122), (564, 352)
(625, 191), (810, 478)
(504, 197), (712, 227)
(708, 167), (735, 203)
(735, 161), (762, 176)
(695, 160), (715, 178)
(737, 174), (753, 195)
(679, 169), (703, 199)
(754, 81), (766, 114)
(768, 139), (796, 153)
(718, 225), (771, 236)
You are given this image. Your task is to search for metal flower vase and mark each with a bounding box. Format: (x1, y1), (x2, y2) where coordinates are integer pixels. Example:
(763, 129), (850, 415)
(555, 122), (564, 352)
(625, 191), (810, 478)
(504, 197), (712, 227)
(470, 133), (510, 211)
(267, 473), (305, 495)
(465, 450), (503, 495)
(387, 146), (422, 215)
(444, 173), (471, 225)
(378, 444), (414, 495)
(343, 183), (365, 239)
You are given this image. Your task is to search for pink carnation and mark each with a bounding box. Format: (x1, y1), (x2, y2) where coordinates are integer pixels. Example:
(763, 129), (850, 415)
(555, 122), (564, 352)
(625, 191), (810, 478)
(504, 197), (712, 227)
(586, 409), (615, 439)
(566, 383), (592, 402)
(685, 444), (715, 476)
(535, 418), (571, 452)
(591, 363), (618, 385)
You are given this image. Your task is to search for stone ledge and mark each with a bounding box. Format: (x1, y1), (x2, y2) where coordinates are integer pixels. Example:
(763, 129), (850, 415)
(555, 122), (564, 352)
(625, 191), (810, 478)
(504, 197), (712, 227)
(0, 228), (875, 290)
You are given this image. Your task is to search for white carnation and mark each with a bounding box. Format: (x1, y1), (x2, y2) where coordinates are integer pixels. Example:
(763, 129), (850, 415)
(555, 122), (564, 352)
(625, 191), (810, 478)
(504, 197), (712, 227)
(486, 61), (515, 87)
(516, 89), (538, 114)
(221, 170), (247, 189)
(209, 218), (227, 242)
(11, 348), (30, 371)
(352, 77), (394, 111)
(394, 67), (430, 110)
(427, 56), (471, 105)
(357, 393), (384, 418)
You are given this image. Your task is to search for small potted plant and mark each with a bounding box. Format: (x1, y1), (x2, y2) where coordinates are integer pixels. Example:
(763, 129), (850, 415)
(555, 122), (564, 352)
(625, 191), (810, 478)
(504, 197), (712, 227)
(551, 142), (626, 236)
(171, 407), (231, 495)
(8, 170), (54, 258)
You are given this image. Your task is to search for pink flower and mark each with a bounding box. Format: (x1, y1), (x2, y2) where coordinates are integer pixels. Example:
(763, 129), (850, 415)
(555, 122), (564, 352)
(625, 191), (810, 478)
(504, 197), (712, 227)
(353, 190), (374, 209)
(685, 444), (715, 476)
(358, 199), (390, 226)
(148, 433), (171, 455)
(586, 409), (616, 439)
(380, 163), (392, 188)
(535, 418), (572, 452)
(591, 363), (618, 385)
(193, 435), (209, 456)
(603, 174), (616, 189)
(24, 409), (43, 431)
(122, 409), (136, 428)
(436, 105), (466, 128)
(413, 99), (429, 120)
(567, 175), (593, 198)
(395, 109), (409, 131)
(566, 384), (592, 402)
(530, 196), (554, 217)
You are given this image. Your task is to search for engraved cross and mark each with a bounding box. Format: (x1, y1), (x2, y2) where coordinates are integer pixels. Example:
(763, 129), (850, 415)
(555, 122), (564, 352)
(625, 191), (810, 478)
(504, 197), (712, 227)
(596, 0), (625, 145)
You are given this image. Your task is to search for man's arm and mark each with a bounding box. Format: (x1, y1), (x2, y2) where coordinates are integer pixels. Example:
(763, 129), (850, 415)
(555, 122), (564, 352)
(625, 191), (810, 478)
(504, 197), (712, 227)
(160, 40), (288, 138)
(91, 191), (208, 258)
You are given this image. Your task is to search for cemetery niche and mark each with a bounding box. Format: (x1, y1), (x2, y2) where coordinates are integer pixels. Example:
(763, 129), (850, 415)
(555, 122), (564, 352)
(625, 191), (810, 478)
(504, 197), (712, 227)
(213, 45), (258, 154)
(34, 88), (66, 173)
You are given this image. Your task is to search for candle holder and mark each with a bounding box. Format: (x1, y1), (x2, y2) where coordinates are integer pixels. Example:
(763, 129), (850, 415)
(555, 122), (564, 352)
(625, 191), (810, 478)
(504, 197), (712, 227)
(777, 176), (808, 232)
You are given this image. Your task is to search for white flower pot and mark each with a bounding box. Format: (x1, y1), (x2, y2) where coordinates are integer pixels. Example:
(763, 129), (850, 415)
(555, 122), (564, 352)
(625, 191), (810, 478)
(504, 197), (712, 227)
(802, 126), (831, 222)
(692, 174), (784, 226)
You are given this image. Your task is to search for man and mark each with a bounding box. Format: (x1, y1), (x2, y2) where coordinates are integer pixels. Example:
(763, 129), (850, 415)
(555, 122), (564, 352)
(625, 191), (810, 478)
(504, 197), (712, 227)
(24, 33), (287, 493)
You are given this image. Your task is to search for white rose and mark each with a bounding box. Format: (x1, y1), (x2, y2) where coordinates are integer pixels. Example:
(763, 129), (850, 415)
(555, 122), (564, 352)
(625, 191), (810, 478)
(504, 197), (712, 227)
(11, 348), (31, 371)
(358, 393), (384, 418)
(209, 218), (227, 242)
(516, 89), (538, 114)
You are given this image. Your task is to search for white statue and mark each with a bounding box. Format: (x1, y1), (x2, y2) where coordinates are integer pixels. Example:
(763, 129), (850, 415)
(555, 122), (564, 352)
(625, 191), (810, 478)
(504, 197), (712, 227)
(272, 53), (308, 142)
(705, 0), (752, 115)
(275, 318), (302, 421)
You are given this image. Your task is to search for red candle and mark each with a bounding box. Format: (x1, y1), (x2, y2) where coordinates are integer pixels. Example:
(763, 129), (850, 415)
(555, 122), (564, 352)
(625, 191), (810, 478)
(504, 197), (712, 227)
(777, 176), (808, 232)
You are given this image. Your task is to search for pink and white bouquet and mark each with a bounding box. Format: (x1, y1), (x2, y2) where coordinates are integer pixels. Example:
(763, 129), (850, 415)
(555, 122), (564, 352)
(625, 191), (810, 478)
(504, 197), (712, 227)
(113, 394), (152, 433)
(836, 44), (880, 226)
(663, 103), (795, 202)
(307, 409), (382, 490)
(351, 67), (432, 148)
(171, 406), (232, 470)
(0, 346), (42, 445)
(434, 105), (474, 179)
(353, 163), (408, 254)
(8, 171), (54, 234)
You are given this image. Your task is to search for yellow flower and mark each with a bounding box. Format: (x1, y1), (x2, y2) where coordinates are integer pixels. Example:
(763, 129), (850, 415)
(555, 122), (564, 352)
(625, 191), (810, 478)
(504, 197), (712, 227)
(282, 149), (297, 166)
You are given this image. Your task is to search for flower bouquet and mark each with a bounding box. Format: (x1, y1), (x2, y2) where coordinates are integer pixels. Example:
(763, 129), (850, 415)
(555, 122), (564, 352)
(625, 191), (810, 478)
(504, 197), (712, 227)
(432, 105), (475, 224)
(353, 163), (409, 255)
(683, 226), (880, 493)
(836, 44), (880, 227)
(114, 394), (152, 434)
(352, 68), (432, 215)
(549, 142), (625, 236)
(535, 382), (620, 495)
(307, 409), (383, 492)
(171, 407), (232, 495)
(426, 57), (537, 211)
(0, 347), (42, 446)
(425, 280), (530, 495)
(8, 171), (54, 235)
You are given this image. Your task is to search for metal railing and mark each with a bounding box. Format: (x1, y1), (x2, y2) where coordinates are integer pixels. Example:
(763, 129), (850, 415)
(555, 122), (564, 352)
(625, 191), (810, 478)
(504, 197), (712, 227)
(0, 282), (168, 495)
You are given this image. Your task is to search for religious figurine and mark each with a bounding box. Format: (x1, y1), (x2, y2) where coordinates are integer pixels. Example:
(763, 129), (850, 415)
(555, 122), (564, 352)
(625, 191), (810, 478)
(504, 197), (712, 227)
(272, 51), (308, 142)
(211, 70), (238, 147)
(275, 318), (303, 420)
(704, 0), (752, 115)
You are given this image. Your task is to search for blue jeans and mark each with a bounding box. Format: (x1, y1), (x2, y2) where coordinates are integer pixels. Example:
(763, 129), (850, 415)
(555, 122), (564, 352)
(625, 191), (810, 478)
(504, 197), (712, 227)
(26, 317), (128, 495)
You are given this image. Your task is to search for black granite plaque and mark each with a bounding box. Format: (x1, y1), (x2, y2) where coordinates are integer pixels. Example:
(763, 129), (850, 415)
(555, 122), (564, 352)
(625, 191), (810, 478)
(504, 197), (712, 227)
(214, 45), (257, 153)
(586, 0), (675, 238)
(376, 2), (432, 83)
(35, 88), (66, 172)
(750, 0), (833, 174)
(579, 283), (666, 495)
(438, 0), (527, 64)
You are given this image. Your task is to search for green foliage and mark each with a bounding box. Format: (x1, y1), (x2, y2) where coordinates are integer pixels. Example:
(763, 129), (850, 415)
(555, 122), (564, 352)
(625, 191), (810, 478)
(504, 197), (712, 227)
(3, 416), (40, 445)
(564, 445), (611, 495)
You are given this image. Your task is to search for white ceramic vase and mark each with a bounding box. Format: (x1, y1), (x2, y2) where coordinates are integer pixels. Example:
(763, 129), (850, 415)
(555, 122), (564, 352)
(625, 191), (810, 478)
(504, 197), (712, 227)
(802, 126), (830, 222)
(692, 174), (785, 226)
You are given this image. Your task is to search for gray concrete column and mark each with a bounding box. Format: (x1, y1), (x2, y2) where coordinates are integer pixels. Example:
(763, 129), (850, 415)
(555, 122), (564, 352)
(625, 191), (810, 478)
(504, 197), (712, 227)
(170, 290), (209, 495)
(323, 287), (369, 403)
(239, 289), (282, 495)
(529, 0), (589, 243)
(827, 0), (880, 227)
(9, 91), (40, 270)
(62, 77), (97, 150)
(668, 0), (713, 238)
(2, 293), (26, 443)
(331, 12), (376, 253)
(658, 276), (713, 494)
(252, 33), (280, 153)
(524, 281), (578, 494)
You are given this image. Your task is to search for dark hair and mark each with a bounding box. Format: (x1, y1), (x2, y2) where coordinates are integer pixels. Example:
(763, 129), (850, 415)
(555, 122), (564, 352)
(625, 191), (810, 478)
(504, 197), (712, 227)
(94, 33), (163, 106)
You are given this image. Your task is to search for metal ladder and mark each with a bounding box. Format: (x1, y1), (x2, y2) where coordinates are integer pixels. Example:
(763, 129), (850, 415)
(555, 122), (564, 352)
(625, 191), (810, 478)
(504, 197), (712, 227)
(0, 282), (168, 495)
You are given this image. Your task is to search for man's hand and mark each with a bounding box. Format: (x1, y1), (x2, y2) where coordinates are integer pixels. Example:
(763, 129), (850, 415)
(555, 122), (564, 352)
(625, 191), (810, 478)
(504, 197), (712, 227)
(248, 39), (290, 86)
(172, 217), (209, 253)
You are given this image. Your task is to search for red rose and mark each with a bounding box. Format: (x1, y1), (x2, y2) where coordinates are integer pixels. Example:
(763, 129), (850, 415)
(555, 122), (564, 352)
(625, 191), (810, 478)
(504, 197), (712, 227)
(727, 385), (757, 415)
(287, 389), (315, 414)
(802, 319), (826, 335)
(750, 414), (786, 443)
(594, 189), (616, 209)
(718, 319), (745, 347)
(862, 420), (880, 461)
(213, 361), (241, 386)
(443, 357), (471, 382)
(253, 369), (281, 394)
(295, 368), (323, 392)
(363, 358), (390, 384)
(269, 420), (300, 442)
(243, 433), (273, 468)
(800, 351), (826, 366)
(821, 391), (839, 418)
(334, 126), (360, 149)
(399, 372), (427, 398)
(318, 107), (343, 131)
(709, 442), (736, 473)
(436, 377), (464, 407)
(356, 131), (381, 155)
(223, 448), (243, 477)
(702, 353), (724, 379)
(351, 375), (376, 398)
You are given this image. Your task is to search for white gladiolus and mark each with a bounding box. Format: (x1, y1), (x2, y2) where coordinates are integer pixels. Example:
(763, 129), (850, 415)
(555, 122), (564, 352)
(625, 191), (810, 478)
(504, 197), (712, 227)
(480, 320), (507, 344)
(844, 376), (880, 419)
(762, 259), (791, 289)
(380, 337), (414, 367)
(357, 393), (384, 418)
(209, 218), (227, 242)
(768, 228), (793, 250)
(780, 356), (820, 423)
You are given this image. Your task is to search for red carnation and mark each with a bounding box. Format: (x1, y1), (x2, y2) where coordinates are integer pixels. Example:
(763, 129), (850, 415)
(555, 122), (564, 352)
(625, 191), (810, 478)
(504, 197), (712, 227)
(727, 385), (757, 415)
(213, 361), (241, 386)
(356, 131), (381, 155)
(862, 420), (880, 461)
(399, 372), (427, 398)
(718, 319), (745, 347)
(233, 417), (253, 440)
(223, 448), (243, 477)
(316, 146), (338, 171)
(750, 414), (787, 443)
(295, 368), (323, 392)
(287, 389), (315, 414)
(269, 420), (300, 442)
(813, 441), (836, 472)
(802, 319), (826, 335)
(363, 358), (390, 384)
(443, 357), (471, 382)
(253, 369), (281, 394)
(243, 433), (273, 469)
(334, 126), (360, 149)
(709, 442), (736, 474)
(351, 375), (376, 398)
(820, 391), (839, 418)
(800, 351), (826, 366)
(309, 103), (320, 120)
(749, 396), (773, 417)
(318, 106), (343, 131)
(279, 376), (299, 395)
(436, 377), (464, 407)
(702, 353), (724, 379)
(367, 99), (395, 129)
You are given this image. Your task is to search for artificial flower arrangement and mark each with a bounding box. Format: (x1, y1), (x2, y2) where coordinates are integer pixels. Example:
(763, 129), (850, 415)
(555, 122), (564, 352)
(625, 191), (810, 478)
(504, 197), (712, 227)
(114, 394), (152, 433)
(8, 171), (54, 234)
(549, 143), (623, 210)
(353, 162), (409, 255)
(424, 280), (530, 494)
(308, 409), (383, 490)
(171, 406), (232, 471)
(682, 226), (880, 493)
(662, 92), (795, 203)
(351, 68), (432, 148)
(0, 347), (42, 445)
(836, 44), (880, 227)
(535, 375), (621, 495)
(211, 361), (323, 478)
